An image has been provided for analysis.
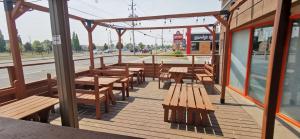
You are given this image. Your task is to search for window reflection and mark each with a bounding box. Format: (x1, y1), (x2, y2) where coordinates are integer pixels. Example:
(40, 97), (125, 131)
(281, 20), (300, 122)
(248, 26), (273, 103)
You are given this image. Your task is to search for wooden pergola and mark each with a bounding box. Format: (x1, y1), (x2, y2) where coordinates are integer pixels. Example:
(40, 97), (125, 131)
(2, 0), (292, 138)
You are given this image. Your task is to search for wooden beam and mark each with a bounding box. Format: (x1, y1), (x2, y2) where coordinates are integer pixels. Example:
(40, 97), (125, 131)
(204, 26), (213, 34)
(48, 0), (78, 128)
(262, 0), (291, 138)
(4, 0), (27, 99)
(214, 15), (228, 27)
(211, 26), (216, 65)
(94, 11), (225, 23)
(123, 24), (212, 30)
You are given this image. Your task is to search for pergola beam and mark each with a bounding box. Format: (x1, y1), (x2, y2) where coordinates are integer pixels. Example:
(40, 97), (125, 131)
(22, 2), (116, 29)
(94, 10), (227, 23)
(122, 24), (213, 30)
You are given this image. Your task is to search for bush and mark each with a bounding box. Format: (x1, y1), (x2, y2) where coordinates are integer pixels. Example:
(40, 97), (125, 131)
(173, 50), (183, 57)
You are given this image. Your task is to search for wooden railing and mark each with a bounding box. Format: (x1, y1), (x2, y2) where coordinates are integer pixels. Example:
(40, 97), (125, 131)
(0, 54), (219, 105)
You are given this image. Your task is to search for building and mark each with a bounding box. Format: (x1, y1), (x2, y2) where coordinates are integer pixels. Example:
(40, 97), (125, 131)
(191, 33), (219, 54)
(219, 0), (300, 127)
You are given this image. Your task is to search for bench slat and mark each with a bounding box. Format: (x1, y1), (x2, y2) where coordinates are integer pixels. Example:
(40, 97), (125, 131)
(170, 84), (182, 107)
(193, 87), (205, 109)
(178, 84), (187, 107)
(187, 84), (196, 109)
(162, 84), (176, 106)
(199, 87), (214, 111)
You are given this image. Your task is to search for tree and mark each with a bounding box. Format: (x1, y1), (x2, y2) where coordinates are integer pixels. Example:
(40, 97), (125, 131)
(0, 30), (6, 52)
(103, 43), (108, 50)
(92, 43), (96, 50)
(138, 42), (145, 50)
(32, 40), (44, 55)
(23, 42), (32, 52)
(71, 32), (81, 52)
(125, 43), (133, 50)
(42, 40), (52, 53)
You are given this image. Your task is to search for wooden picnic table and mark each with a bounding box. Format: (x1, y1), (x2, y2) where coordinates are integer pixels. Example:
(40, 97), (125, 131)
(129, 68), (144, 84)
(0, 96), (58, 123)
(168, 67), (188, 83)
(75, 76), (120, 105)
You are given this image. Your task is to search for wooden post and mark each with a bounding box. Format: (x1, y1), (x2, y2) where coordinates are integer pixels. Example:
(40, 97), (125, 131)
(152, 55), (155, 80)
(4, 0), (26, 99)
(82, 20), (97, 69)
(262, 0), (291, 138)
(116, 29), (126, 64)
(186, 27), (191, 54)
(100, 57), (105, 69)
(192, 55), (195, 82)
(220, 26), (230, 104)
(7, 66), (16, 87)
(48, 0), (78, 128)
(211, 26), (216, 65)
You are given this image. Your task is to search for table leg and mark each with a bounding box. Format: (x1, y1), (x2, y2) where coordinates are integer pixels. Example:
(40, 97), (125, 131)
(38, 107), (51, 123)
(108, 84), (116, 105)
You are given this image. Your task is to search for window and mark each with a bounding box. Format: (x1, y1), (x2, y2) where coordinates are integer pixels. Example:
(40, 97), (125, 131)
(280, 20), (300, 122)
(229, 29), (250, 91)
(248, 26), (273, 103)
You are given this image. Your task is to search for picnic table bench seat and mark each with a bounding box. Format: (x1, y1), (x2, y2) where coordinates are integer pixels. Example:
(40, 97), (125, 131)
(196, 64), (215, 87)
(162, 83), (214, 126)
(0, 96), (58, 123)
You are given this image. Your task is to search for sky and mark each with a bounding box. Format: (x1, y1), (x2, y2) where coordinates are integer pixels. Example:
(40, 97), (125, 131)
(0, 0), (221, 46)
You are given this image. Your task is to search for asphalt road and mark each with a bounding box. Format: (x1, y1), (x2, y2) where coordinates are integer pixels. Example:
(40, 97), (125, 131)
(0, 52), (210, 88)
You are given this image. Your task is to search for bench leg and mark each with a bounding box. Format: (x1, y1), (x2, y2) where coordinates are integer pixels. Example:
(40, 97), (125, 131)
(104, 94), (109, 113)
(164, 108), (169, 122)
(194, 111), (201, 126)
(201, 111), (210, 126)
(39, 108), (51, 123)
(177, 108), (185, 124)
(122, 83), (125, 100)
(126, 85), (129, 97)
(187, 109), (194, 125)
(170, 109), (176, 123)
(158, 78), (161, 88)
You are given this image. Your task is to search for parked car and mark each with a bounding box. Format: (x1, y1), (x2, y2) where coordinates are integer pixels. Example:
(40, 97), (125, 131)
(93, 49), (102, 55)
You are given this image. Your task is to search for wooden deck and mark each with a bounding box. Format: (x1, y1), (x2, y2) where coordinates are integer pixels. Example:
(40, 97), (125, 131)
(50, 79), (261, 139)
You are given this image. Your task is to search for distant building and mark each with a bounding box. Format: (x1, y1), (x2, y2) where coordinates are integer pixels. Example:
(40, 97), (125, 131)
(190, 33), (219, 54)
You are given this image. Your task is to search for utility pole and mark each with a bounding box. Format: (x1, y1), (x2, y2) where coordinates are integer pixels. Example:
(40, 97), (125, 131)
(129, 0), (136, 54)
(161, 29), (164, 52)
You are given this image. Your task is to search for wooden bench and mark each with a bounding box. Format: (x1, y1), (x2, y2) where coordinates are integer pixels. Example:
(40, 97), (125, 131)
(92, 65), (130, 100)
(196, 64), (215, 87)
(75, 75), (109, 119)
(0, 95), (58, 123)
(162, 83), (214, 126)
(158, 61), (171, 88)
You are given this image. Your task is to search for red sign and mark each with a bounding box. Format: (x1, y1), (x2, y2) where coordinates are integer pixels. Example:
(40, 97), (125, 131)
(173, 31), (183, 40)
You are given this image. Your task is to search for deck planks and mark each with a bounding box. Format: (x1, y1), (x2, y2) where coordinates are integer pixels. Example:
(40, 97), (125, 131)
(50, 80), (261, 139)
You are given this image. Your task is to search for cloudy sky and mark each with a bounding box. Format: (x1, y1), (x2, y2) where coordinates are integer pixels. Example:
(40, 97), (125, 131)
(0, 0), (221, 46)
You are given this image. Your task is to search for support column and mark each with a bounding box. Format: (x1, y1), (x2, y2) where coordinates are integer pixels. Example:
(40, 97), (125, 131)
(48, 0), (78, 128)
(186, 27), (191, 54)
(116, 29), (126, 64)
(220, 25), (230, 104)
(82, 20), (97, 70)
(211, 26), (216, 65)
(262, 0), (291, 138)
(4, 0), (26, 99)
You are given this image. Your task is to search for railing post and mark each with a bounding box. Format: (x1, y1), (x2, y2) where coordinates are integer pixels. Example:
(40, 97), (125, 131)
(152, 55), (155, 80)
(100, 57), (105, 69)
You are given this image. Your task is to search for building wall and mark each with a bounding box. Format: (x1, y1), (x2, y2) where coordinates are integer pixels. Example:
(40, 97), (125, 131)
(219, 0), (300, 128)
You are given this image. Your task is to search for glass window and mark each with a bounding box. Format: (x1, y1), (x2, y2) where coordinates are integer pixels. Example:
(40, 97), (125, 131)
(248, 26), (273, 103)
(229, 29), (250, 91)
(280, 20), (300, 122)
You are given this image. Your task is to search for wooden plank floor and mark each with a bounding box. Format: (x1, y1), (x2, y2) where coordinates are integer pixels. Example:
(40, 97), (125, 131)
(50, 79), (261, 139)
